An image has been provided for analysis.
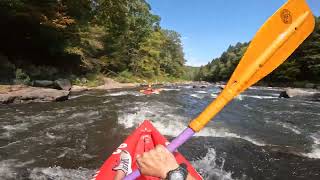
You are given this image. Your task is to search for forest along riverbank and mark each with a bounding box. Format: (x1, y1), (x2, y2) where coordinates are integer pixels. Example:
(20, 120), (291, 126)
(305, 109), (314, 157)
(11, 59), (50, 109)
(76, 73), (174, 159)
(0, 84), (319, 179)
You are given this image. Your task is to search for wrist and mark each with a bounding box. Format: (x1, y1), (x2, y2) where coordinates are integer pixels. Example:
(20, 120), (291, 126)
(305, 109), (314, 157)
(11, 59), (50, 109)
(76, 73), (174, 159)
(164, 163), (188, 180)
(161, 164), (179, 179)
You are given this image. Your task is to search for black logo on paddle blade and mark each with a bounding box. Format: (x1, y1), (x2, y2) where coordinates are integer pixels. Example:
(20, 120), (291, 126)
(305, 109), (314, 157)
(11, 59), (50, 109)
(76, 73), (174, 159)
(280, 9), (292, 24)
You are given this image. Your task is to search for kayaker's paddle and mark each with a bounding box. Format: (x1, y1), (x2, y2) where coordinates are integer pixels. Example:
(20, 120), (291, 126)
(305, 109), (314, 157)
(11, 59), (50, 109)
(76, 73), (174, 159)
(125, 0), (315, 179)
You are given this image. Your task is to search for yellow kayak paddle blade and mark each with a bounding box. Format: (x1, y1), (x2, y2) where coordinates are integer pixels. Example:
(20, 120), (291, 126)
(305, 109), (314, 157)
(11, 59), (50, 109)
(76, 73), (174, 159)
(189, 0), (315, 132)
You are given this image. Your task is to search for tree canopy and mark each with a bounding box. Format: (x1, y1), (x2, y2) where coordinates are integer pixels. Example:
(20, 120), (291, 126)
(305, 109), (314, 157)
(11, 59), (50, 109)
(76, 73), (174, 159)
(0, 0), (186, 83)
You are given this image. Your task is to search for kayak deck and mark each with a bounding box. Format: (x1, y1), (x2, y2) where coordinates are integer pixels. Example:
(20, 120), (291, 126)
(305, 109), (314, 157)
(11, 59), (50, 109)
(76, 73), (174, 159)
(93, 120), (202, 180)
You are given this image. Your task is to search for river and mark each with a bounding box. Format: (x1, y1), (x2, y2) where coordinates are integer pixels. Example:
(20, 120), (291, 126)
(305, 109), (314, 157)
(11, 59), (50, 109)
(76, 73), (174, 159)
(0, 85), (319, 180)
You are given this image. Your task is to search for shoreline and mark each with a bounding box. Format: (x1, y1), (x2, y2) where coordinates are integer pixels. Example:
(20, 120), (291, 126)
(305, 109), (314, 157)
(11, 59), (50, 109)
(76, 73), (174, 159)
(1, 78), (319, 104)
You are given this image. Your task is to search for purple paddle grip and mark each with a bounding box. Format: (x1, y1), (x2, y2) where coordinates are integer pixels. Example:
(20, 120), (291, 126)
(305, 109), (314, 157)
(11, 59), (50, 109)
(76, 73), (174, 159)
(124, 127), (195, 180)
(167, 128), (195, 152)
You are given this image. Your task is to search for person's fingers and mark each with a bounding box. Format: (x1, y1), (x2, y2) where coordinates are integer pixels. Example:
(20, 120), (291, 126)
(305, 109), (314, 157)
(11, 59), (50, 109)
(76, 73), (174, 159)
(136, 154), (141, 159)
(136, 155), (145, 167)
(155, 144), (165, 153)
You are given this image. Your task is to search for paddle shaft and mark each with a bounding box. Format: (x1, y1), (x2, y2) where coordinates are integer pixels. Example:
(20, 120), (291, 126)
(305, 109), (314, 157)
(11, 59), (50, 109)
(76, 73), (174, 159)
(123, 128), (195, 180)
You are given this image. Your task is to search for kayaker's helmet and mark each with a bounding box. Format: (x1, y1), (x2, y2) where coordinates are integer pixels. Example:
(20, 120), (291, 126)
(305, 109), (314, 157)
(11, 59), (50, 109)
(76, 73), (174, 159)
(148, 84), (152, 88)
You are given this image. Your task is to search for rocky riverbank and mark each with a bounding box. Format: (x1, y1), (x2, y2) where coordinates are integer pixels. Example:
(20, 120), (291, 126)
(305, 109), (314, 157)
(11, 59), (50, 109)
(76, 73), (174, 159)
(0, 78), (139, 104)
(0, 85), (69, 104)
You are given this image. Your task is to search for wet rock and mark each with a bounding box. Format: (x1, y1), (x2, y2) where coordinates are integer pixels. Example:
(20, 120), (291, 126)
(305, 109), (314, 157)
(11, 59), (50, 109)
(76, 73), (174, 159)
(54, 79), (71, 91)
(200, 85), (207, 88)
(0, 87), (69, 104)
(279, 91), (290, 98)
(279, 88), (320, 101)
(33, 80), (54, 88)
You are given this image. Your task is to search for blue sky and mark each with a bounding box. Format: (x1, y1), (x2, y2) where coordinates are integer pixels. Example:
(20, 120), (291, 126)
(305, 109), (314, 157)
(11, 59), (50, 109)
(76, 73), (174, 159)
(147, 0), (320, 67)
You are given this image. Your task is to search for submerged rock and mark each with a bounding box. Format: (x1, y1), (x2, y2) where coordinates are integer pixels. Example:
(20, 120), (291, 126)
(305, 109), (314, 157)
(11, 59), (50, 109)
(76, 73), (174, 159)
(0, 86), (69, 104)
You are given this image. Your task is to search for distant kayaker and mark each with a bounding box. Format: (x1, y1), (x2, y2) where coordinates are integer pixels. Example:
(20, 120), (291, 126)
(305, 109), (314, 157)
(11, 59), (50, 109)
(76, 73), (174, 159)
(140, 84), (162, 95)
(113, 144), (196, 180)
(146, 84), (153, 91)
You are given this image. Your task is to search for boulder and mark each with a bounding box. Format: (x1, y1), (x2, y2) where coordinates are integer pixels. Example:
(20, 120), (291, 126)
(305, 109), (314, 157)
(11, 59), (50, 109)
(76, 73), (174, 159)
(279, 88), (320, 101)
(0, 87), (69, 104)
(54, 79), (72, 91)
(279, 91), (290, 98)
(33, 80), (54, 88)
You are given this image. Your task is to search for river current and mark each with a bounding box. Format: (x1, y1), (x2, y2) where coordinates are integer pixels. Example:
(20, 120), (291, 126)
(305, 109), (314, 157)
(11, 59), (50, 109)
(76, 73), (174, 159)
(0, 85), (319, 180)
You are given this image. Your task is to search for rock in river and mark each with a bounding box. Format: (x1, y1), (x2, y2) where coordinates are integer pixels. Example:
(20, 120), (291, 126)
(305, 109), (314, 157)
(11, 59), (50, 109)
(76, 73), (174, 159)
(54, 79), (72, 91)
(0, 86), (69, 104)
(33, 80), (55, 88)
(279, 88), (320, 101)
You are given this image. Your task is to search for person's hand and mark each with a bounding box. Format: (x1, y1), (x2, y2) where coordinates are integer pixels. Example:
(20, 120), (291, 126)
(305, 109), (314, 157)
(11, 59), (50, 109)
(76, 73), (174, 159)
(136, 144), (179, 179)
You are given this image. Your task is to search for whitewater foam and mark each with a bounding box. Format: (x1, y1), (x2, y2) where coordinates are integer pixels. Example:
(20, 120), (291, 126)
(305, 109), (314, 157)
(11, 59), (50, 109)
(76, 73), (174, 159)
(273, 122), (302, 135)
(303, 132), (320, 159)
(117, 103), (265, 146)
(241, 95), (277, 99)
(211, 93), (218, 98)
(68, 110), (100, 120)
(211, 93), (277, 100)
(195, 91), (207, 94)
(190, 94), (203, 99)
(192, 148), (234, 180)
(69, 94), (87, 99)
(235, 95), (244, 101)
(2, 122), (30, 138)
(29, 166), (94, 180)
(304, 148), (320, 159)
(0, 159), (35, 179)
(162, 88), (181, 91)
(105, 91), (142, 97)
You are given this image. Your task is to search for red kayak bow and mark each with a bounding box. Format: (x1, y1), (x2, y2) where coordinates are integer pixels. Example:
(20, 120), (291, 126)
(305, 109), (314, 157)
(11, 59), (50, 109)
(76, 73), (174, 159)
(93, 120), (202, 180)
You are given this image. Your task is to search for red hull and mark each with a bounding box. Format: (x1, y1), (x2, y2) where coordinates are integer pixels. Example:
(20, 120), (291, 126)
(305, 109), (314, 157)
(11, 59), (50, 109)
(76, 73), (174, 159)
(140, 89), (161, 95)
(93, 120), (202, 180)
